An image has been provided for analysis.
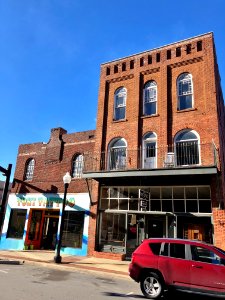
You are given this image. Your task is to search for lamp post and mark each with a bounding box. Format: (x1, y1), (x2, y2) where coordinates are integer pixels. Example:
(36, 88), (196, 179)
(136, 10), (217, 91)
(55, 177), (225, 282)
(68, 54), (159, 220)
(54, 172), (71, 263)
(0, 164), (12, 235)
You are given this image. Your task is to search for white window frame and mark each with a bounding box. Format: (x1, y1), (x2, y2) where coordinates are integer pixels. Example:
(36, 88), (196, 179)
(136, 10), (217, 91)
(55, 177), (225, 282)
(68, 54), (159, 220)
(142, 132), (157, 168)
(108, 138), (127, 170)
(177, 73), (194, 111)
(114, 87), (127, 121)
(143, 81), (157, 116)
(25, 158), (35, 181)
(174, 129), (201, 166)
(72, 154), (84, 178)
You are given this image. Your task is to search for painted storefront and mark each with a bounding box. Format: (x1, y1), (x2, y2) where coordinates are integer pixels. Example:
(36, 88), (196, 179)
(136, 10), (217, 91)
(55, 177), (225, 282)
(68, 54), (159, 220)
(0, 193), (90, 256)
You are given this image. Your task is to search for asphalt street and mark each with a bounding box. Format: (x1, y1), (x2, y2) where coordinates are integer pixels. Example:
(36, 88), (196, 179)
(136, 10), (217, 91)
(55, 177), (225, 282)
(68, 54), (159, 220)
(0, 263), (218, 300)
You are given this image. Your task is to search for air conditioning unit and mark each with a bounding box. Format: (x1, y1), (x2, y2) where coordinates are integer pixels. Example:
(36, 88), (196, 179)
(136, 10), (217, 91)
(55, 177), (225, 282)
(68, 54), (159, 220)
(164, 152), (175, 167)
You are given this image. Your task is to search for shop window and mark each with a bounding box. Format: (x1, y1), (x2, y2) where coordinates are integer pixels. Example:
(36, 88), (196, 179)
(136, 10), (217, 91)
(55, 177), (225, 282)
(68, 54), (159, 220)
(72, 154), (84, 178)
(7, 209), (27, 239)
(24, 158), (35, 181)
(62, 211), (84, 248)
(99, 212), (126, 252)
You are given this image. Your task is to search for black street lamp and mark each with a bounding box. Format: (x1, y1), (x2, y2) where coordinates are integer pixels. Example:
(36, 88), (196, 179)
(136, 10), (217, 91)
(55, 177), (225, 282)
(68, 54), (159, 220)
(54, 172), (71, 263)
(0, 164), (12, 235)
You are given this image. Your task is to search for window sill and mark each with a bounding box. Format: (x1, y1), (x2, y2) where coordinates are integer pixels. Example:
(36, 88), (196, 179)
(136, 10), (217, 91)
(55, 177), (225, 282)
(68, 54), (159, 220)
(113, 119), (128, 123)
(176, 108), (197, 113)
(141, 114), (159, 119)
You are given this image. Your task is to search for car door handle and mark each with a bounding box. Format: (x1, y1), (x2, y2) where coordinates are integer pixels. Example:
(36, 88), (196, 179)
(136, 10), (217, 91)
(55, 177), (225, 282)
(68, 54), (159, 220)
(192, 264), (203, 269)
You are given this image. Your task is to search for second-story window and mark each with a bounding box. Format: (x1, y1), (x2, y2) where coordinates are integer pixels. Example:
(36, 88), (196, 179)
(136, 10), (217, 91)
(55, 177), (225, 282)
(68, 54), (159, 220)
(24, 158), (35, 181)
(143, 81), (157, 116)
(72, 154), (84, 178)
(175, 130), (200, 166)
(177, 73), (193, 111)
(108, 138), (127, 170)
(114, 87), (126, 121)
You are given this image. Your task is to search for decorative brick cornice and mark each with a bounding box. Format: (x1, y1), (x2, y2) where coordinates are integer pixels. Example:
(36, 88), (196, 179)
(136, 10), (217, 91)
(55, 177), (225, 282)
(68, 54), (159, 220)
(107, 74), (134, 83)
(169, 56), (203, 69)
(141, 67), (160, 75)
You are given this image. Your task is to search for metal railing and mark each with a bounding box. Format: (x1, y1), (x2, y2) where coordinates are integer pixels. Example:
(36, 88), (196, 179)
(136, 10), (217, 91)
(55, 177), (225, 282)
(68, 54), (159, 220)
(83, 143), (218, 173)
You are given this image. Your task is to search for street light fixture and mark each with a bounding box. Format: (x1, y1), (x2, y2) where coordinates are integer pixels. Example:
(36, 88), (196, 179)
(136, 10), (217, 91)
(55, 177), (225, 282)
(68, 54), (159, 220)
(54, 172), (72, 263)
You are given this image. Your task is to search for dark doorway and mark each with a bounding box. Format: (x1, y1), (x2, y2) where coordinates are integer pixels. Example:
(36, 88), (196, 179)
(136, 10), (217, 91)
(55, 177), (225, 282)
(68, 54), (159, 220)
(41, 210), (59, 250)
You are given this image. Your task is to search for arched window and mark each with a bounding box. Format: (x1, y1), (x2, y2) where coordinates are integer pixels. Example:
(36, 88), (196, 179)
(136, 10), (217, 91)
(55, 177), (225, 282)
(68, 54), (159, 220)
(175, 130), (200, 166)
(72, 154), (84, 178)
(114, 87), (127, 121)
(177, 73), (193, 110)
(24, 158), (35, 181)
(143, 81), (157, 116)
(108, 138), (127, 170)
(142, 132), (157, 168)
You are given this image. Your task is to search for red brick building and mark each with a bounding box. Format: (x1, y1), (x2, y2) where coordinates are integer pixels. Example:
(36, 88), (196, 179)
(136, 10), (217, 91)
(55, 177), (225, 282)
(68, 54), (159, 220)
(84, 32), (225, 259)
(0, 127), (95, 256)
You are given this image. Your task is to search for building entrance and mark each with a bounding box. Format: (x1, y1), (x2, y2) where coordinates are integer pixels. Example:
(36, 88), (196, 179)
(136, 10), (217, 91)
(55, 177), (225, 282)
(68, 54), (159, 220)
(26, 209), (59, 250)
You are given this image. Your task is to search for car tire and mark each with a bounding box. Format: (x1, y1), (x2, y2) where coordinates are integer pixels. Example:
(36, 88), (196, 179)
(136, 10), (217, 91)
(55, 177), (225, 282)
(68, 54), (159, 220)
(140, 272), (164, 299)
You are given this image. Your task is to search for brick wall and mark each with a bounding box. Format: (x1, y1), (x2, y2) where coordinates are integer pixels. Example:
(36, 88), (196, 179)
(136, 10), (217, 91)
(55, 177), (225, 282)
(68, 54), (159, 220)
(12, 128), (95, 194)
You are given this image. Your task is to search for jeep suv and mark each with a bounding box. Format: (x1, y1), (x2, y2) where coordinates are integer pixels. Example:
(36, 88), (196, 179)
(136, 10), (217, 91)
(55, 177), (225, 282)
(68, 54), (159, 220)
(129, 238), (225, 299)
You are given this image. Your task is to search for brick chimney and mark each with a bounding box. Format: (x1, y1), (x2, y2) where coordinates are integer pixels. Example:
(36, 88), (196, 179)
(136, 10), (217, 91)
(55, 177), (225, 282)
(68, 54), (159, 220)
(45, 127), (67, 164)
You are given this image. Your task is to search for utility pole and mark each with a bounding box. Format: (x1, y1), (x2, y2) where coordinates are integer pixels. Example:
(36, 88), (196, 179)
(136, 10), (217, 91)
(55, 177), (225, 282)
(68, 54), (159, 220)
(0, 164), (12, 234)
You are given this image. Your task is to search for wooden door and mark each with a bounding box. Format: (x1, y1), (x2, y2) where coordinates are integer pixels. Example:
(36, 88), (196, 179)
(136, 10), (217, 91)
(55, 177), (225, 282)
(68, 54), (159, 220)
(187, 224), (205, 241)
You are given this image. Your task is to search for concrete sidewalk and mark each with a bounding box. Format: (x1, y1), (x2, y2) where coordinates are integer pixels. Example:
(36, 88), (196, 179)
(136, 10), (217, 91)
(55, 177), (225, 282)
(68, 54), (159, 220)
(0, 250), (130, 277)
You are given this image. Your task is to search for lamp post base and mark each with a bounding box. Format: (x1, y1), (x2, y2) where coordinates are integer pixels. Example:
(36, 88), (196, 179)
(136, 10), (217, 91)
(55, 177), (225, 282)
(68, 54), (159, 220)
(54, 255), (62, 263)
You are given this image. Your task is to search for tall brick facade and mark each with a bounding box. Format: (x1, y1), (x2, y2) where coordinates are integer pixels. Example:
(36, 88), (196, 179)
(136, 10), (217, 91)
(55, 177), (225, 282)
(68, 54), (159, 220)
(85, 32), (225, 259)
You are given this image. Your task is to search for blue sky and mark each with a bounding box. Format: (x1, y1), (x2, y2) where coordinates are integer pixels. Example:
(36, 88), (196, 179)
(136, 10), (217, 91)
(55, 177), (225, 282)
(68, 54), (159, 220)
(0, 0), (225, 181)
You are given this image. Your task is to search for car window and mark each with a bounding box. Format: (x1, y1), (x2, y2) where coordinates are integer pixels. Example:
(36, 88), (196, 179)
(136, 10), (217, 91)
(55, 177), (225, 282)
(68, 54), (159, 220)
(149, 243), (161, 255)
(160, 243), (169, 256)
(191, 246), (222, 265)
(170, 243), (185, 259)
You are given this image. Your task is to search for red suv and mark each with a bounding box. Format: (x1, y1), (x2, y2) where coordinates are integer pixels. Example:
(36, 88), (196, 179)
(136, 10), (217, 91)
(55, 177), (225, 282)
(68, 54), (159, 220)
(129, 238), (225, 299)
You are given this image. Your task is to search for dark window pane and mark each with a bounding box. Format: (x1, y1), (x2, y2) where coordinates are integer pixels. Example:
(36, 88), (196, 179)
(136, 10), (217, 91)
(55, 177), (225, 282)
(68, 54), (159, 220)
(174, 200), (185, 212)
(170, 243), (185, 259)
(149, 243), (161, 255)
(151, 200), (161, 211)
(186, 200), (198, 212)
(162, 200), (172, 212)
(199, 200), (211, 213)
(144, 101), (156, 115)
(62, 211), (84, 248)
(110, 199), (118, 209)
(7, 209), (27, 239)
(129, 199), (138, 210)
(150, 188), (160, 199)
(161, 243), (169, 256)
(198, 187), (211, 199)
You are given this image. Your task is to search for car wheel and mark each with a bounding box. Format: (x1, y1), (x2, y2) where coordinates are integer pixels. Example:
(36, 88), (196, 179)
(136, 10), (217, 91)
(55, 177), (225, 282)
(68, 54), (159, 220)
(140, 272), (164, 299)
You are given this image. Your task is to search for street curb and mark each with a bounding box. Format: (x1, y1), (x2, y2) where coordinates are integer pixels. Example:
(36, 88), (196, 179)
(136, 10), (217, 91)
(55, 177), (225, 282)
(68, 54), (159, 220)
(0, 255), (128, 277)
(0, 259), (24, 265)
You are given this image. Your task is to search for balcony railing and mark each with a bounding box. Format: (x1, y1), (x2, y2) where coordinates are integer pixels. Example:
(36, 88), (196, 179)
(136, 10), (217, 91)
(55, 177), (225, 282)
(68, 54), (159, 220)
(83, 143), (219, 173)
